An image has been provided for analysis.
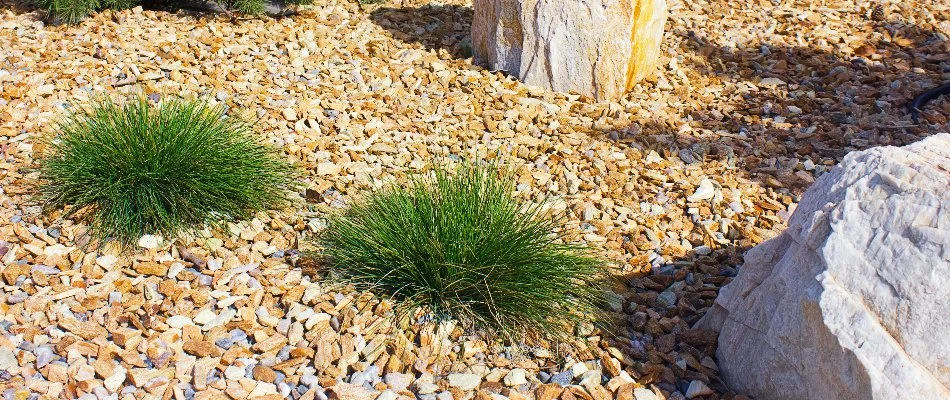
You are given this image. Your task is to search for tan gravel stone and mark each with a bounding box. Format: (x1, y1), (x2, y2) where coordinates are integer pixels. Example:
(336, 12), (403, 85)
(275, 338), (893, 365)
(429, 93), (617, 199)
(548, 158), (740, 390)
(248, 381), (279, 397)
(45, 363), (69, 383)
(252, 365), (277, 382)
(135, 261), (169, 275)
(182, 340), (221, 357)
(58, 318), (107, 340)
(251, 335), (287, 353)
(329, 382), (379, 399)
(535, 384), (563, 400)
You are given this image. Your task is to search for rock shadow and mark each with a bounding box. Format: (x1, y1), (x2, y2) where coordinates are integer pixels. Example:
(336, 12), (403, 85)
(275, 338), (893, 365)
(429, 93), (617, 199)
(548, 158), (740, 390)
(0, 0), (44, 19)
(368, 4), (473, 60)
(613, 244), (751, 395)
(593, 19), (948, 197)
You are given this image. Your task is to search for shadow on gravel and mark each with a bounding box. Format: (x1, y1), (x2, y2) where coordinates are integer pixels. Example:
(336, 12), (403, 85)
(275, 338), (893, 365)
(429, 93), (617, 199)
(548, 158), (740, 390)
(684, 22), (948, 151)
(592, 20), (948, 198)
(0, 0), (43, 18)
(370, 3), (947, 197)
(609, 244), (751, 395)
(368, 4), (473, 60)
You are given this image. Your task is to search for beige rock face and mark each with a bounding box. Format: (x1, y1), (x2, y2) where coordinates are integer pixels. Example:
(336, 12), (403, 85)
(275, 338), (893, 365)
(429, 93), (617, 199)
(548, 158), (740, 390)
(699, 133), (950, 400)
(472, 0), (668, 101)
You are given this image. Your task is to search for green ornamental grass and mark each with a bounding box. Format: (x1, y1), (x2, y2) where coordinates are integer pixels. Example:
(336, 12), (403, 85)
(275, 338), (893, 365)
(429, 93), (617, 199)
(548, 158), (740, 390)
(319, 162), (608, 342)
(35, 0), (137, 25)
(38, 96), (296, 247)
(34, 0), (317, 24)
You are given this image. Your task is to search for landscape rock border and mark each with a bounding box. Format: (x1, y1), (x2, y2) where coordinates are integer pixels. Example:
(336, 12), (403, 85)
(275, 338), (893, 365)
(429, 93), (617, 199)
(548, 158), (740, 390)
(471, 0), (669, 101)
(700, 133), (950, 399)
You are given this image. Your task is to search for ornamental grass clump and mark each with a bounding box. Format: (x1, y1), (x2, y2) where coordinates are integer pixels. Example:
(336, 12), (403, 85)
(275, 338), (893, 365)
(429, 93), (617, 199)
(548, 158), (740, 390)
(34, 0), (315, 24)
(35, 0), (135, 25)
(38, 96), (296, 247)
(319, 162), (608, 342)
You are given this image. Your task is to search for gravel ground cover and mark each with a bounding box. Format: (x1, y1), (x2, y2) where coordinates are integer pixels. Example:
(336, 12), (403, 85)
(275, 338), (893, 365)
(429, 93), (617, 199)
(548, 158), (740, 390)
(0, 0), (947, 399)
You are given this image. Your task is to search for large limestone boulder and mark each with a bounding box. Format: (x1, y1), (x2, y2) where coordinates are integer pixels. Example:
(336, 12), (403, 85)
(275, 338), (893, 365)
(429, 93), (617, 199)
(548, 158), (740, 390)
(471, 0), (668, 101)
(698, 133), (950, 400)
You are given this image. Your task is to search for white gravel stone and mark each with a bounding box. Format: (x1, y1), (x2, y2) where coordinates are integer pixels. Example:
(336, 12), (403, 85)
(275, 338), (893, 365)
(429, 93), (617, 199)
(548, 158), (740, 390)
(0, 348), (16, 371)
(192, 309), (216, 325)
(376, 390), (398, 400)
(166, 315), (193, 328)
(384, 373), (412, 392)
(137, 234), (161, 249)
(634, 388), (660, 400)
(95, 255), (118, 269)
(570, 361), (589, 378)
(224, 366), (245, 380)
(503, 369), (528, 386)
(446, 373), (481, 391)
(685, 380), (714, 398)
(687, 178), (716, 202)
(104, 368), (127, 393)
(248, 382), (278, 397)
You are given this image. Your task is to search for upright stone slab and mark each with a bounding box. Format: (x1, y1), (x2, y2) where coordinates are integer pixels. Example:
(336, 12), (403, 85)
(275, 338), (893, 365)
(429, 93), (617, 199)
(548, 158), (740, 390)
(472, 0), (668, 101)
(698, 133), (950, 400)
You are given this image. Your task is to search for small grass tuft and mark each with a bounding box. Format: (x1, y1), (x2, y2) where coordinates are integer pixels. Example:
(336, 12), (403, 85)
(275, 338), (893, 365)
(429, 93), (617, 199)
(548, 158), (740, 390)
(319, 161), (608, 343)
(35, 0), (138, 25)
(38, 96), (297, 247)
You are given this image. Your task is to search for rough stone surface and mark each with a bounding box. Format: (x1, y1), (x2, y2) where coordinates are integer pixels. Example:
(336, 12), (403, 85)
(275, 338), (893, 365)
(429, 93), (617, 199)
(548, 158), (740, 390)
(447, 373), (482, 391)
(699, 133), (950, 400)
(472, 0), (668, 101)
